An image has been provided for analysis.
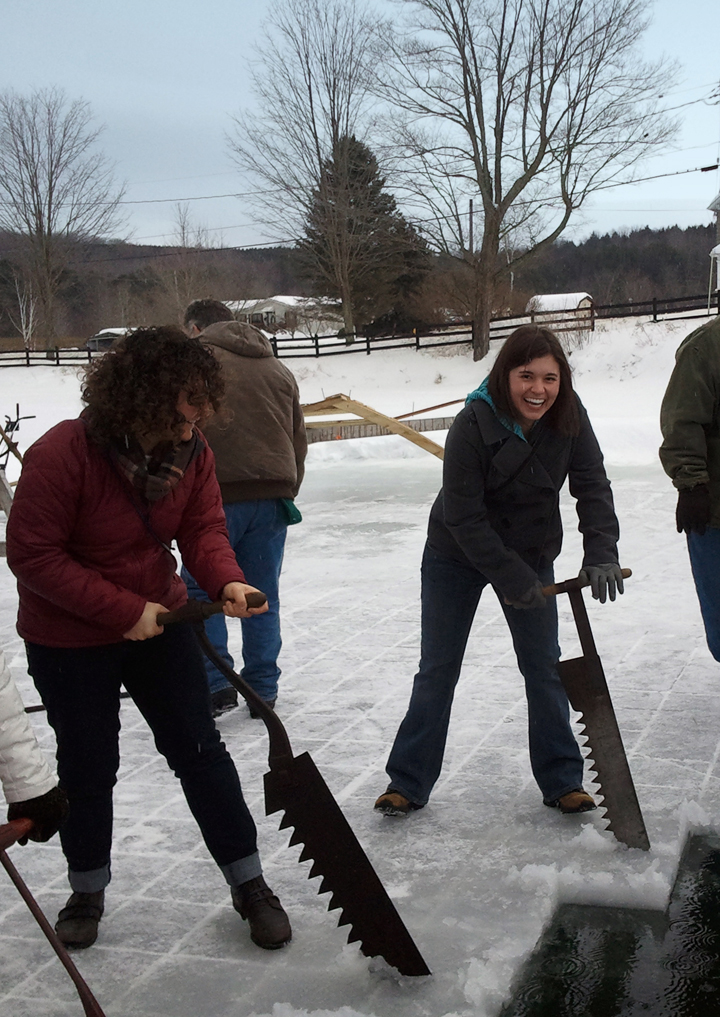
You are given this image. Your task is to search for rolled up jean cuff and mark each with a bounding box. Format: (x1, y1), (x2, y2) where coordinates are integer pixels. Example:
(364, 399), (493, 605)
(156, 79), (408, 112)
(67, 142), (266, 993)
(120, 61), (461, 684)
(69, 864), (111, 894)
(221, 850), (262, 887)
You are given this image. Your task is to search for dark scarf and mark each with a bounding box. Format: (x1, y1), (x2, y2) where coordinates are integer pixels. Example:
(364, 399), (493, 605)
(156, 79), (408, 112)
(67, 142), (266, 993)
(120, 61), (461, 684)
(110, 430), (203, 502)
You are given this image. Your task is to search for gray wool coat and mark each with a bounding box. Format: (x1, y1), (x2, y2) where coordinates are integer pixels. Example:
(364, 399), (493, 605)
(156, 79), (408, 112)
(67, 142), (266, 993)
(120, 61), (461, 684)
(427, 397), (619, 601)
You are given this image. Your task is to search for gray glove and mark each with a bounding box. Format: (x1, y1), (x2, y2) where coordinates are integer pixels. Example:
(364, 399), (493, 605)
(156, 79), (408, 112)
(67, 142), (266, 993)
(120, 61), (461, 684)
(505, 580), (546, 610)
(578, 563), (624, 603)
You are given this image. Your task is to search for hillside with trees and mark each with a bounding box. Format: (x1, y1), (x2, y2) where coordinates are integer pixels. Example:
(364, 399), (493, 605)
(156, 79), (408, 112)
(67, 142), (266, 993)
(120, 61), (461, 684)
(0, 223), (716, 347)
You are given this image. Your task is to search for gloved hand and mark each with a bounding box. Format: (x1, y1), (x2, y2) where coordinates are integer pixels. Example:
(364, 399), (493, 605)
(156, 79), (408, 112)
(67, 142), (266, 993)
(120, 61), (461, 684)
(578, 563), (625, 603)
(505, 580), (546, 610)
(676, 484), (711, 536)
(7, 785), (69, 844)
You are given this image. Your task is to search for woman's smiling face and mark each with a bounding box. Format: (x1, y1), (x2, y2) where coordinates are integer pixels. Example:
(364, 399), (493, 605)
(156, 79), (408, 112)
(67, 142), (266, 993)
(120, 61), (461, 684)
(508, 355), (560, 433)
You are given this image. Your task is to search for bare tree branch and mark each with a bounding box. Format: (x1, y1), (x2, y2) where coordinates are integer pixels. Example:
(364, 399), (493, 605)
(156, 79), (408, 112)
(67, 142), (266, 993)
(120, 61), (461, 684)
(376, 0), (678, 356)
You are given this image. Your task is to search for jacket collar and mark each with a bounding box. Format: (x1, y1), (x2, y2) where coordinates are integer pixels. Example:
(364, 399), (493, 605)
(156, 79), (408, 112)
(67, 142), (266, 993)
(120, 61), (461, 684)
(466, 377), (526, 441)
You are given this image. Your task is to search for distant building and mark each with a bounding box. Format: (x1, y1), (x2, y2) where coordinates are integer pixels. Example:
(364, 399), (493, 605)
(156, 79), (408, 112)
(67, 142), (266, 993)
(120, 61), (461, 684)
(225, 296), (341, 335)
(526, 292), (594, 331)
(709, 192), (720, 244)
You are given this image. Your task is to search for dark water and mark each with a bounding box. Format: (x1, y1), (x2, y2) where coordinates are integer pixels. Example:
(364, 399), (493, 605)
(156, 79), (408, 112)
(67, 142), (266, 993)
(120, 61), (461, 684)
(500, 834), (720, 1016)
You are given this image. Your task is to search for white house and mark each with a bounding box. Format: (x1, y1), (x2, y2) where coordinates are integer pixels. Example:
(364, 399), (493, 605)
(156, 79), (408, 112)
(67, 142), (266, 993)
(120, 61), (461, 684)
(225, 296), (341, 335)
(525, 292), (594, 330)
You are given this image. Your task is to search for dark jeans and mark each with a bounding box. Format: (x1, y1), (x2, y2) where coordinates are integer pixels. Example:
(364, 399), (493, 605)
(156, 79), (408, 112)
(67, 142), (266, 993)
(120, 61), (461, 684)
(182, 499), (287, 700)
(386, 546), (584, 805)
(688, 527), (720, 661)
(27, 624), (260, 893)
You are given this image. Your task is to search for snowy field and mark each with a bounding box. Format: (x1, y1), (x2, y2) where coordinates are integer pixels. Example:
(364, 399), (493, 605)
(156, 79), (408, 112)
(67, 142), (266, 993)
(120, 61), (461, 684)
(2, 314), (720, 1017)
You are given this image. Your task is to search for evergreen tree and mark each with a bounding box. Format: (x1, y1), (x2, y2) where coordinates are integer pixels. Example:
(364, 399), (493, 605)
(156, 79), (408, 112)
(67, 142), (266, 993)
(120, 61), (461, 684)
(299, 136), (429, 334)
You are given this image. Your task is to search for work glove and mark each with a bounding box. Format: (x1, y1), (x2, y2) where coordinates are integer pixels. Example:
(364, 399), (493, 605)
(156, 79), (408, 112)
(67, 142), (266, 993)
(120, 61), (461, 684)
(578, 563), (624, 603)
(505, 580), (546, 610)
(676, 484), (711, 536)
(7, 785), (69, 844)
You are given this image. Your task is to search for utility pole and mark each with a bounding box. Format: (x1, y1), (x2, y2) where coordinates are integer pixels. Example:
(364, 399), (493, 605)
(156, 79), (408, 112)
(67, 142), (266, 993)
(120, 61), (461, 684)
(468, 199), (474, 256)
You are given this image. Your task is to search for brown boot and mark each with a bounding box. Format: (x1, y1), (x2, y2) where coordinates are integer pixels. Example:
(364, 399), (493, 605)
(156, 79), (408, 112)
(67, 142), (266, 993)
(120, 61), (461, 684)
(231, 876), (291, 949)
(55, 890), (105, 948)
(544, 788), (597, 814)
(374, 789), (423, 816)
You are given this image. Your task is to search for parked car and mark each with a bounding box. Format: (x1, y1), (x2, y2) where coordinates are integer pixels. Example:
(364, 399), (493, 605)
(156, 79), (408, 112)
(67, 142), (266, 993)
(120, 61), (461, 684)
(85, 328), (129, 352)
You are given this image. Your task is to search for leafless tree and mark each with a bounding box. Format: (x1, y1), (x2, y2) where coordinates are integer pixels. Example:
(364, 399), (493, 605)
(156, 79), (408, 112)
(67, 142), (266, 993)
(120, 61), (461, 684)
(0, 87), (125, 344)
(227, 0), (379, 332)
(7, 272), (37, 349)
(376, 0), (677, 356)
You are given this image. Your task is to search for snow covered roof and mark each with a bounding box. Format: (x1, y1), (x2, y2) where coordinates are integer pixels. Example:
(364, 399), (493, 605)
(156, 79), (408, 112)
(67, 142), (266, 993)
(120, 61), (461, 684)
(526, 292), (592, 312)
(226, 295), (337, 313)
(711, 244), (720, 257)
(708, 193), (720, 213)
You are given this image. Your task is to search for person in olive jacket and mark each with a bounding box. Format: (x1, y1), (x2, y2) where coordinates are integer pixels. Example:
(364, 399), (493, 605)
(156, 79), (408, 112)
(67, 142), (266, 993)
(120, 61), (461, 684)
(375, 326), (625, 818)
(660, 316), (720, 660)
(182, 299), (307, 718)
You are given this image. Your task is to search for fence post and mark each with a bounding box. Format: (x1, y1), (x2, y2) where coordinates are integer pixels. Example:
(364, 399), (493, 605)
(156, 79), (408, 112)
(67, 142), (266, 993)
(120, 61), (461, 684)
(414, 328), (420, 351)
(366, 334), (371, 355)
(652, 297), (658, 323)
(314, 334), (320, 358)
(271, 335), (278, 358)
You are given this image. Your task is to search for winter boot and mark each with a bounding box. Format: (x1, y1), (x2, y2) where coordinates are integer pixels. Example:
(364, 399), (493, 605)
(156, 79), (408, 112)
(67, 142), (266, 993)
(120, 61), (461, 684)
(249, 698), (276, 720)
(374, 789), (423, 817)
(543, 787), (597, 814)
(55, 890), (105, 949)
(211, 687), (238, 717)
(231, 875), (291, 949)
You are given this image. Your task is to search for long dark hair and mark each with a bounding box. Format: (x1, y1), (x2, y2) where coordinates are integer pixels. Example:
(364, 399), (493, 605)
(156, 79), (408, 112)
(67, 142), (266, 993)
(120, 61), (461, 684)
(487, 325), (579, 437)
(82, 325), (224, 447)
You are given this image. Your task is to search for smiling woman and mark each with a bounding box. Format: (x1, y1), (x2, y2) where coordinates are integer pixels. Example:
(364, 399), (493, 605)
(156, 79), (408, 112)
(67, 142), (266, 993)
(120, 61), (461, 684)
(374, 325), (626, 821)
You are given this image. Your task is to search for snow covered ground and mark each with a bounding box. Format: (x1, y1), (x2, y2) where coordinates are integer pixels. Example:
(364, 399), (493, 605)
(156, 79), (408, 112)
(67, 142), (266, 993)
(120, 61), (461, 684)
(1, 314), (720, 1017)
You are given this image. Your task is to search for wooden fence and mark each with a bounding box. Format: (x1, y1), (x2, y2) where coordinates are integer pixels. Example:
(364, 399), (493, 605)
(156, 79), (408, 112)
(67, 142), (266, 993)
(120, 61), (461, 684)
(0, 290), (717, 367)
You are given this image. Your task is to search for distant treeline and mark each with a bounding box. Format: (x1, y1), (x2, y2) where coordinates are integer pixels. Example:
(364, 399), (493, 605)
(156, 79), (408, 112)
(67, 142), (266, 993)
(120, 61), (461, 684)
(0, 223), (716, 343)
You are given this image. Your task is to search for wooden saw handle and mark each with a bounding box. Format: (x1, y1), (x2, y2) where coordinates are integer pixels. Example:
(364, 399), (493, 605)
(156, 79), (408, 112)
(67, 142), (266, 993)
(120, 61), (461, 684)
(542, 567), (632, 598)
(158, 591), (267, 626)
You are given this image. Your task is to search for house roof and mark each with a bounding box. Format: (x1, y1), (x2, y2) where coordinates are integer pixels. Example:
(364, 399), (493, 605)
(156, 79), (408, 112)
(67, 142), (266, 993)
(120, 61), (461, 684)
(526, 292), (592, 312)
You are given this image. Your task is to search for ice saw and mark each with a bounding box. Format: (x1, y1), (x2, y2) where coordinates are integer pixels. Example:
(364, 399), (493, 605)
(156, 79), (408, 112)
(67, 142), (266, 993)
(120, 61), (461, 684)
(542, 568), (650, 851)
(159, 596), (431, 977)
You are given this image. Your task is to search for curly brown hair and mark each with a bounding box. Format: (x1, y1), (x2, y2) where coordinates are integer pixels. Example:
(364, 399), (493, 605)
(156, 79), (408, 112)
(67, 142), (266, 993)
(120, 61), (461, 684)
(81, 325), (224, 447)
(488, 325), (580, 437)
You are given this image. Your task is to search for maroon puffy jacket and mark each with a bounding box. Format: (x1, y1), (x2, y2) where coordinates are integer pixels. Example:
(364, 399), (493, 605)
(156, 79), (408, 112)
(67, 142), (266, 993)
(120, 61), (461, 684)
(6, 419), (245, 647)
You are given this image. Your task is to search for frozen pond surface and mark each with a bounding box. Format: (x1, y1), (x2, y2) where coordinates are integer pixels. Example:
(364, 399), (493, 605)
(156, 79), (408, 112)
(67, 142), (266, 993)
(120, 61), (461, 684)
(2, 319), (720, 1016)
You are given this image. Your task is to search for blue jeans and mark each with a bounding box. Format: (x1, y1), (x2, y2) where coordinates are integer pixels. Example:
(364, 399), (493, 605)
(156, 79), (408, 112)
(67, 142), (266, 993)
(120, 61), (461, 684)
(182, 499), (287, 701)
(688, 527), (720, 661)
(27, 625), (261, 893)
(386, 546), (584, 805)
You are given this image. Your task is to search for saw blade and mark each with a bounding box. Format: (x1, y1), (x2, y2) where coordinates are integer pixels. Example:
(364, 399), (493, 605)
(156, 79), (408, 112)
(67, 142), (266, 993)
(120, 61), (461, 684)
(558, 654), (650, 851)
(265, 752), (431, 976)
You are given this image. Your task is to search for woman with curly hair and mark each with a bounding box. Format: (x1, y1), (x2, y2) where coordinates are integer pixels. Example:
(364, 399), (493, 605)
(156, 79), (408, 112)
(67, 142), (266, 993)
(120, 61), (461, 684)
(374, 326), (625, 820)
(6, 326), (291, 952)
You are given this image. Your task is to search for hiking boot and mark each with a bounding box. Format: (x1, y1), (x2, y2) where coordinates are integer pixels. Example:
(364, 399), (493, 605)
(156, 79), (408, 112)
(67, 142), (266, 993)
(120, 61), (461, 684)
(211, 687), (238, 718)
(544, 787), (597, 814)
(55, 890), (105, 949)
(374, 789), (423, 817)
(249, 698), (276, 720)
(231, 875), (291, 949)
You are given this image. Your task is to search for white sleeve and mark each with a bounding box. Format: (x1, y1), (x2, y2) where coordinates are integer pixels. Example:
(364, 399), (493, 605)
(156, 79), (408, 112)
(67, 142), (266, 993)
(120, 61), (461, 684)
(0, 649), (57, 804)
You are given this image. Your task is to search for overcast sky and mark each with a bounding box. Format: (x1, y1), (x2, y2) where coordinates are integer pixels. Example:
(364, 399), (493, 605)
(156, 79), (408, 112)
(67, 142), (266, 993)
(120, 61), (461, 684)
(1, 0), (718, 250)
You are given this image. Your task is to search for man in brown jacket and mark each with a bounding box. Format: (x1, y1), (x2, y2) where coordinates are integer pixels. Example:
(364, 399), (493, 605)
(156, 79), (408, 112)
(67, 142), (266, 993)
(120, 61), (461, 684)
(182, 299), (307, 716)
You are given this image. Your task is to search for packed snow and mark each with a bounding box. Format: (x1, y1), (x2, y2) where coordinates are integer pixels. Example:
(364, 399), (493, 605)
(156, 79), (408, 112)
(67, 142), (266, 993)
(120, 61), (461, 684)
(1, 313), (719, 1017)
